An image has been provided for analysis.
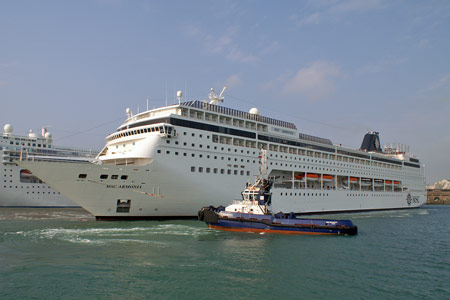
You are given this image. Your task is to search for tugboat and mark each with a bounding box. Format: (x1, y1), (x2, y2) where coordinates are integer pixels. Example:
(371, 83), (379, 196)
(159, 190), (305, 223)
(198, 150), (358, 235)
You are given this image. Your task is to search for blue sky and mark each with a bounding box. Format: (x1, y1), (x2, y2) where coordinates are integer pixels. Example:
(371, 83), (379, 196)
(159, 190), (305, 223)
(1, 0), (449, 184)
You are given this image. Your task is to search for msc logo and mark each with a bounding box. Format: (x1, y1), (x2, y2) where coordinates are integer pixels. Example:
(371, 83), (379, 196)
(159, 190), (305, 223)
(406, 193), (420, 205)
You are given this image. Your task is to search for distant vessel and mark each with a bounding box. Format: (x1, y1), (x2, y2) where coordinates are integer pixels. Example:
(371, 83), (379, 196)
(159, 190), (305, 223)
(198, 150), (358, 235)
(16, 88), (426, 218)
(1, 124), (96, 207)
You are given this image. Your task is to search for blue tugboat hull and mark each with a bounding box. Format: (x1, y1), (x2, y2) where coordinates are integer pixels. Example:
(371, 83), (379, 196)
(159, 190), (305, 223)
(198, 207), (358, 235)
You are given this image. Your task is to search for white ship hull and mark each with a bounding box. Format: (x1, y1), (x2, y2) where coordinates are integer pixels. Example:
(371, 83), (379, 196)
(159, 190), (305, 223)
(17, 150), (426, 218)
(14, 99), (426, 217)
(1, 124), (96, 207)
(1, 160), (80, 207)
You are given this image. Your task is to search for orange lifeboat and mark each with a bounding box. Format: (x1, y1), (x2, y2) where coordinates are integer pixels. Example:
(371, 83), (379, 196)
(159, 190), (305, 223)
(349, 177), (358, 182)
(322, 175), (334, 181)
(306, 173), (320, 181)
(393, 181), (400, 185)
(385, 180), (392, 184)
(294, 174), (305, 180)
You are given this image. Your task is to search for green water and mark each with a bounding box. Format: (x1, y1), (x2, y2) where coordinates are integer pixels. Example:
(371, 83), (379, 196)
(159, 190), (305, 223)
(1, 206), (449, 299)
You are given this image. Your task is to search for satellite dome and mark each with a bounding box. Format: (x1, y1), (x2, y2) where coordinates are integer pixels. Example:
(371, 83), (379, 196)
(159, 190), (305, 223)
(28, 130), (38, 139)
(44, 132), (52, 139)
(3, 124), (13, 134)
(249, 108), (259, 115)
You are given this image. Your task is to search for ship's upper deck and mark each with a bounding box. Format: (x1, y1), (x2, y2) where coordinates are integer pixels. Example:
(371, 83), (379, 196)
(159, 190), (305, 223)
(107, 99), (420, 169)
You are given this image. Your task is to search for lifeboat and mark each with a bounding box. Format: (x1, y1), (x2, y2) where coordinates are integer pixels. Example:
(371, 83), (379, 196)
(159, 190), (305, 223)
(385, 180), (392, 185)
(360, 178), (372, 186)
(393, 181), (400, 185)
(343, 177), (359, 185)
(20, 169), (33, 177)
(294, 174), (305, 180)
(306, 173), (320, 181)
(374, 179), (384, 186)
(322, 174), (334, 182)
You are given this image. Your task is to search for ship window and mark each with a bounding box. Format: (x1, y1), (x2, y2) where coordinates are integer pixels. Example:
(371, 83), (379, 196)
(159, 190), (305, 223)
(199, 167), (203, 173)
(240, 171), (244, 175)
(166, 151), (170, 154)
(227, 170), (231, 175)
(166, 140), (170, 144)
(157, 150), (161, 153)
(214, 168), (218, 174)
(121, 175), (128, 180)
(206, 168), (210, 173)
(78, 174), (87, 179)
(247, 171), (250, 176)
(111, 175), (118, 179)
(234, 170), (238, 175)
(221, 169), (224, 174)
(191, 166), (195, 172)
(100, 174), (108, 179)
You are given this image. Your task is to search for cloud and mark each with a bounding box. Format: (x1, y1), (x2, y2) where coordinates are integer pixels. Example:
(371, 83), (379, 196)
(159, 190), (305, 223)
(357, 56), (408, 74)
(291, 0), (385, 27)
(186, 25), (258, 63)
(289, 13), (321, 27)
(419, 73), (450, 94)
(418, 39), (429, 50)
(225, 74), (242, 88)
(329, 0), (385, 14)
(283, 61), (341, 100)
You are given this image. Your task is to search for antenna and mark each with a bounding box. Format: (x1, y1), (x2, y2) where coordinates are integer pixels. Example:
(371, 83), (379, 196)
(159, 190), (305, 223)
(208, 85), (227, 105)
(146, 98), (149, 111)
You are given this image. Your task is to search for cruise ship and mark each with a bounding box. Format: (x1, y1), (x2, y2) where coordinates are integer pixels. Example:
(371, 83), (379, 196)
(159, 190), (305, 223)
(16, 88), (426, 218)
(1, 124), (96, 207)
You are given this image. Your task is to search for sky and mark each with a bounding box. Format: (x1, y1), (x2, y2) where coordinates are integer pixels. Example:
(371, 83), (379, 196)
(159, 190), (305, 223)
(1, 0), (449, 184)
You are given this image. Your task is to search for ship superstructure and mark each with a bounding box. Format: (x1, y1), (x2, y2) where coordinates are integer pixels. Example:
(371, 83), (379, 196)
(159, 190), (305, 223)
(1, 124), (96, 207)
(16, 89), (426, 218)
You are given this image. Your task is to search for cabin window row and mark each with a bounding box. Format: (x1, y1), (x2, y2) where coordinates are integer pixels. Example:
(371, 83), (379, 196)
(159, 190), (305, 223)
(109, 125), (175, 141)
(157, 149), (256, 163)
(190, 166), (250, 176)
(210, 134), (401, 171)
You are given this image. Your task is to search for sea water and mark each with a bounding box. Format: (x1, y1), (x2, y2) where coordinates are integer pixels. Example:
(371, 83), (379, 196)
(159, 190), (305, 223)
(1, 206), (449, 300)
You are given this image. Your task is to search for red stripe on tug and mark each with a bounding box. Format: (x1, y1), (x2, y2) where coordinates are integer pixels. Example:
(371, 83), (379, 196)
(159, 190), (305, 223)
(208, 225), (336, 235)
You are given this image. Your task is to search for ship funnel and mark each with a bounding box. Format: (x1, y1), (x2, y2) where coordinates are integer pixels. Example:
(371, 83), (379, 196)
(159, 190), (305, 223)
(360, 131), (382, 152)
